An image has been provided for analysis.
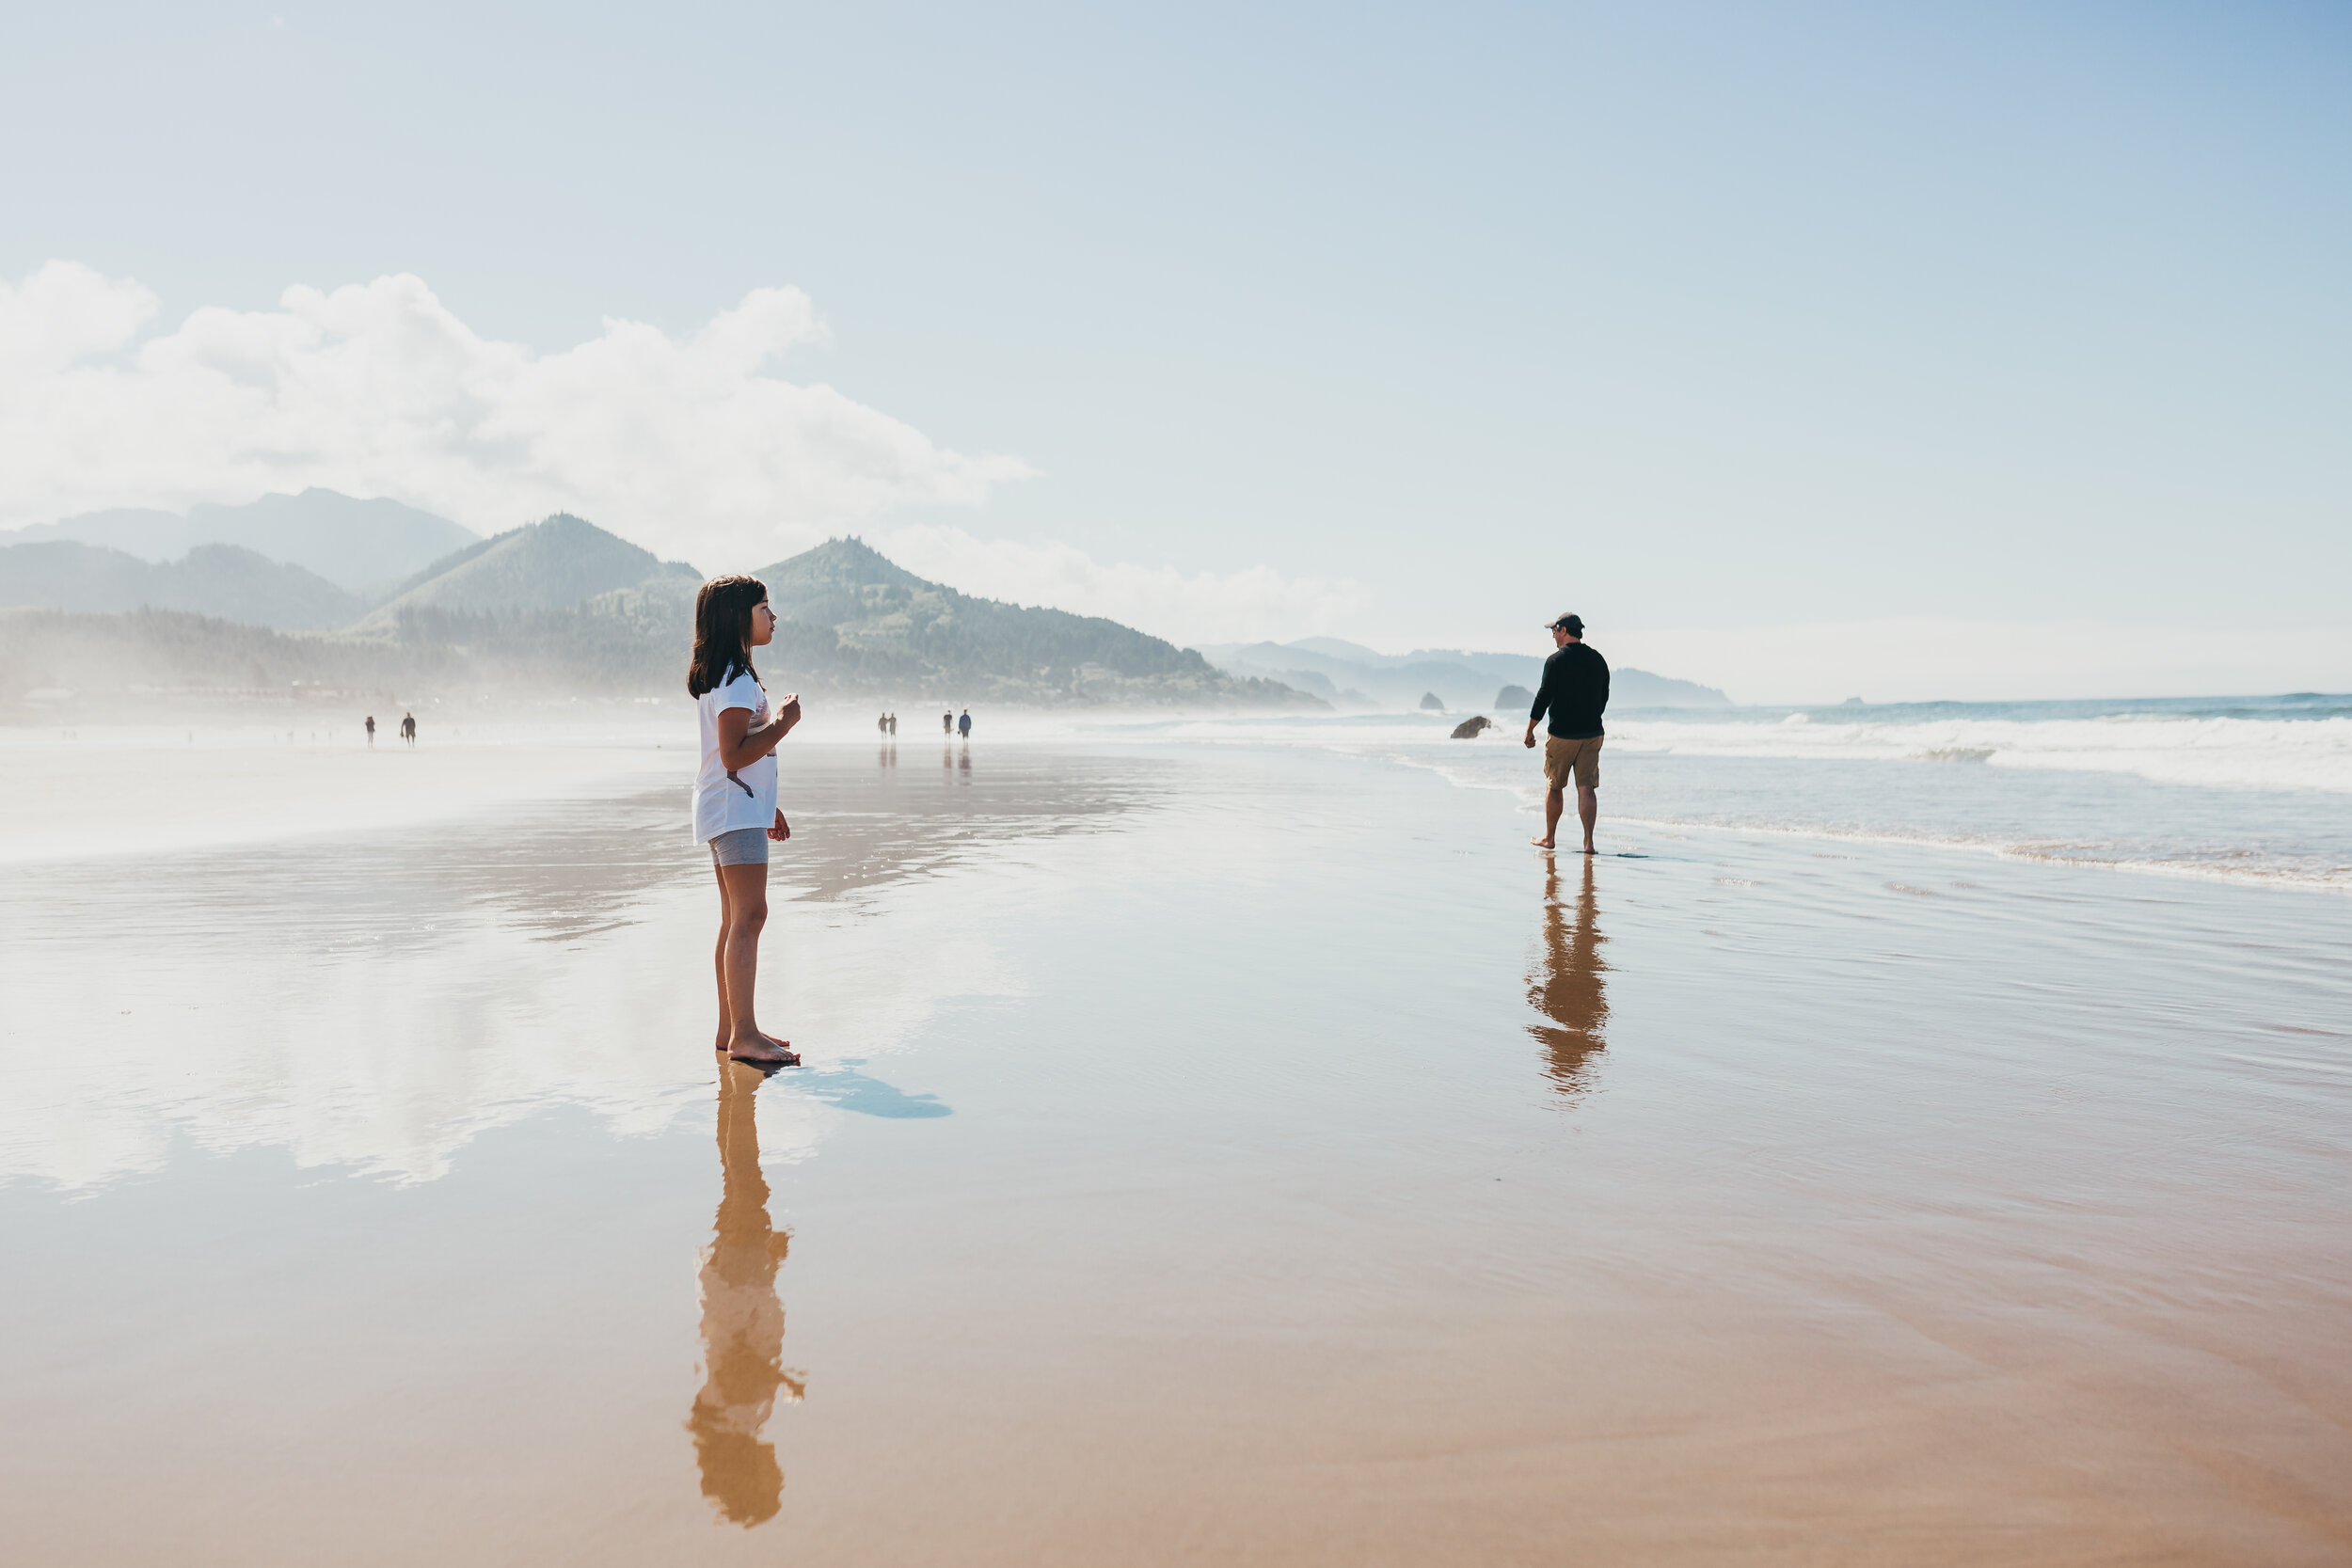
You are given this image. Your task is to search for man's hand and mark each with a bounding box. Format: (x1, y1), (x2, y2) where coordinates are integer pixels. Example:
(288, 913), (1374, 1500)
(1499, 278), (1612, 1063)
(769, 809), (791, 842)
(1523, 723), (1538, 750)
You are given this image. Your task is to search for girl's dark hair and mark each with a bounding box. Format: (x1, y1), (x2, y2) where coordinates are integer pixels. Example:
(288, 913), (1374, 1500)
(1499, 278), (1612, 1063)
(688, 576), (768, 698)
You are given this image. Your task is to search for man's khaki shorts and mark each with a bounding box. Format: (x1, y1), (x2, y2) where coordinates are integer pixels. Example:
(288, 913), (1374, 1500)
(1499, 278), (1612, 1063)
(1543, 734), (1603, 791)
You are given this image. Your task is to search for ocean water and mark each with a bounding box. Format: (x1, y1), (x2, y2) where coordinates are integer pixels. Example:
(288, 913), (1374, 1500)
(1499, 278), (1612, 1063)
(1094, 692), (2352, 892)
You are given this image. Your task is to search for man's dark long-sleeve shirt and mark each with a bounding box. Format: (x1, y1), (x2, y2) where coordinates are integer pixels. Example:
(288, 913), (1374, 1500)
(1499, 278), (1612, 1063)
(1530, 642), (1609, 739)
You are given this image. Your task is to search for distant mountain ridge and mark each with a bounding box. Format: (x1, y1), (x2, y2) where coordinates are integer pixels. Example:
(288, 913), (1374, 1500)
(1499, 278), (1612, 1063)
(6, 490), (479, 593)
(1200, 637), (1730, 710)
(1, 510), (1320, 710)
(0, 541), (362, 630)
(1, 494), (1718, 710)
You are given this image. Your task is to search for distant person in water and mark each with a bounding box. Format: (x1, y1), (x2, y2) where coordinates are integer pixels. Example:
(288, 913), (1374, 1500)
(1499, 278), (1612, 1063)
(401, 711), (417, 747)
(958, 708), (972, 738)
(1524, 613), (1608, 853)
(690, 575), (803, 1068)
(364, 715), (375, 746)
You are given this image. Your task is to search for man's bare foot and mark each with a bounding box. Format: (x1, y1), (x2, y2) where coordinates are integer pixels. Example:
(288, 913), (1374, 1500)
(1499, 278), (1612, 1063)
(1532, 837), (1556, 849)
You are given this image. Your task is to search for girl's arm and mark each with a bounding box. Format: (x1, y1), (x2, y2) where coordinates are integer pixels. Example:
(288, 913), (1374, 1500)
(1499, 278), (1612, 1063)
(718, 693), (802, 770)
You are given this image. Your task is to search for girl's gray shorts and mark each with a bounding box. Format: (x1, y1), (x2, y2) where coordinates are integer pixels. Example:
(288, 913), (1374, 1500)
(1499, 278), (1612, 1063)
(708, 827), (770, 866)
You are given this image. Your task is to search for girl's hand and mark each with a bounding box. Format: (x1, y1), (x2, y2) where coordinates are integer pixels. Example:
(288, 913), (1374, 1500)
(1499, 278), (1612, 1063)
(775, 694), (803, 736)
(769, 809), (790, 842)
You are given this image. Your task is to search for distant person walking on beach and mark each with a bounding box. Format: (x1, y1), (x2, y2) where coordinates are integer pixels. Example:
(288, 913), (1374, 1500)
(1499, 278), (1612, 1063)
(690, 575), (803, 1068)
(364, 715), (375, 746)
(1524, 613), (1609, 854)
(958, 708), (972, 738)
(943, 710), (953, 735)
(878, 712), (889, 736)
(400, 712), (417, 747)
(886, 712), (897, 736)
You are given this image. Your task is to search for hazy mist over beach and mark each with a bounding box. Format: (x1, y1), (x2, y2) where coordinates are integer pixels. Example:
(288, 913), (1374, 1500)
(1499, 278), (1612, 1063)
(5, 7), (2351, 1565)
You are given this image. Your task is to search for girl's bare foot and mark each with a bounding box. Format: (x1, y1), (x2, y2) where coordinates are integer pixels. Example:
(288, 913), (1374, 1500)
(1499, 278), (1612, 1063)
(727, 1032), (800, 1067)
(1532, 836), (1556, 848)
(717, 1027), (794, 1055)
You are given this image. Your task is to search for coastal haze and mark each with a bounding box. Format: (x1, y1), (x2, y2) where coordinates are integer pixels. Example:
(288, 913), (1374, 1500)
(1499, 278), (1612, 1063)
(6, 5), (2352, 1566)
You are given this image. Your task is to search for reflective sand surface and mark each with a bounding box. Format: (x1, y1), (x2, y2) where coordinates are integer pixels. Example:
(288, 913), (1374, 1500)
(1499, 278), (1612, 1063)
(3, 739), (2349, 1563)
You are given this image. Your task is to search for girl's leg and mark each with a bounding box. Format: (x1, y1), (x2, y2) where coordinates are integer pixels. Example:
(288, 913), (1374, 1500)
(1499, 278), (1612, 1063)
(712, 864), (736, 1051)
(719, 862), (795, 1065)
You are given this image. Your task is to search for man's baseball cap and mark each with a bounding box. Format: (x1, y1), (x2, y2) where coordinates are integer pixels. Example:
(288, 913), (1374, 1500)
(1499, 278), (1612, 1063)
(1550, 613), (1584, 635)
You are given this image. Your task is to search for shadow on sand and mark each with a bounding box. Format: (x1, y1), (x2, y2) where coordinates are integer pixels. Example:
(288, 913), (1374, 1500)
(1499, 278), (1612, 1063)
(794, 1061), (953, 1119)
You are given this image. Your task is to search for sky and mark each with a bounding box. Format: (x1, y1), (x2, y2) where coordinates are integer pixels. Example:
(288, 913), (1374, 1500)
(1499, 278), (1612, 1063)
(2, 1), (2347, 701)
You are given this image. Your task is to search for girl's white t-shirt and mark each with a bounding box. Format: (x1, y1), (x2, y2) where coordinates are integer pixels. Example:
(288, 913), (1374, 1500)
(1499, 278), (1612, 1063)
(693, 669), (778, 843)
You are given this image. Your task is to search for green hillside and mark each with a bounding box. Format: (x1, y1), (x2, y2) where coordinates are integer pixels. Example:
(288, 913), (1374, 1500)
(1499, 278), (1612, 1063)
(363, 514), (701, 622)
(749, 538), (1305, 705)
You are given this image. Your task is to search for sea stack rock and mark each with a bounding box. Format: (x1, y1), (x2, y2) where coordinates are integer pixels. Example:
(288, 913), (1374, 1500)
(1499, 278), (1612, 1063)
(1419, 691), (1445, 711)
(1496, 684), (1534, 709)
(1450, 715), (1493, 739)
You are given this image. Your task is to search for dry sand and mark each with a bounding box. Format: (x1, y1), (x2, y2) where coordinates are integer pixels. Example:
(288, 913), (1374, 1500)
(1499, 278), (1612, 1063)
(2, 736), (2348, 1564)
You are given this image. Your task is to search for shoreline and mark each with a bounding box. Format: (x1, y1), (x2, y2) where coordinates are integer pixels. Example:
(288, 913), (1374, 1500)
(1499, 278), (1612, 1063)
(6, 718), (2350, 895)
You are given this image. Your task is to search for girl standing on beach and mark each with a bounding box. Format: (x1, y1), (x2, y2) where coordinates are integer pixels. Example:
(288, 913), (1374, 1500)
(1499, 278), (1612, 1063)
(690, 576), (802, 1067)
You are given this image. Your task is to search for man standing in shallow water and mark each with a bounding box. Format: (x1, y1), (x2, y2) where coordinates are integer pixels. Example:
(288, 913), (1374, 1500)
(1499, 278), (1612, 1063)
(1524, 612), (1608, 853)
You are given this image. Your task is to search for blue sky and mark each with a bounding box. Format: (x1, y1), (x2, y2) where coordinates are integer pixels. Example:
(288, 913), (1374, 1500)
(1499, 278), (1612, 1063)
(3, 2), (2347, 696)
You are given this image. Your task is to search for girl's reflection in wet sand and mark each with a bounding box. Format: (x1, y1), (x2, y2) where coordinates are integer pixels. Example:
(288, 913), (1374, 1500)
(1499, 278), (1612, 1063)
(687, 1059), (806, 1527)
(1529, 857), (1609, 1092)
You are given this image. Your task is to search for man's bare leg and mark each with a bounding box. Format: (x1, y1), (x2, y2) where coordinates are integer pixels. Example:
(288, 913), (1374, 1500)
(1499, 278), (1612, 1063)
(1534, 784), (1565, 848)
(1578, 784), (1597, 854)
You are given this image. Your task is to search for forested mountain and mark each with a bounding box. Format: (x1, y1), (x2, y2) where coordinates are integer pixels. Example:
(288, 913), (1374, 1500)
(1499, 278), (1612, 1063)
(748, 538), (1298, 705)
(361, 514), (702, 622)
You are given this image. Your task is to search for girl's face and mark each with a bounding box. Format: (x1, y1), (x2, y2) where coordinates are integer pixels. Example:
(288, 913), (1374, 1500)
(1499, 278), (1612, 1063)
(748, 600), (776, 647)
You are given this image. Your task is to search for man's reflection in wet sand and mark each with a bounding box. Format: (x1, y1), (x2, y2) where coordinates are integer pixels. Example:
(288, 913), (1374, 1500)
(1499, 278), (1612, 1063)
(1529, 857), (1609, 1092)
(688, 1060), (806, 1527)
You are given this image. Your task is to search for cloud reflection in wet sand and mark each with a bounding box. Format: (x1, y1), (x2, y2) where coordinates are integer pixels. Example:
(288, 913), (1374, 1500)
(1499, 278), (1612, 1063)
(0, 746), (1157, 1192)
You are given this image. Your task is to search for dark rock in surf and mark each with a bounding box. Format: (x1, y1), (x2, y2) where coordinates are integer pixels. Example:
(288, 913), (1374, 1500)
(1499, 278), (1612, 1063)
(1450, 715), (1492, 739)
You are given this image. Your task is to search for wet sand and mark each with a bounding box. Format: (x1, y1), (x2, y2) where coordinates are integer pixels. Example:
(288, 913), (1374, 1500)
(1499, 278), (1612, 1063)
(3, 738), (2349, 1564)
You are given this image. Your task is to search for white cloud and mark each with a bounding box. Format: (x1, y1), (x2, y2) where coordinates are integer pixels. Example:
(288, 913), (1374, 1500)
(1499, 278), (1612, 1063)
(875, 523), (1374, 648)
(0, 260), (1031, 570)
